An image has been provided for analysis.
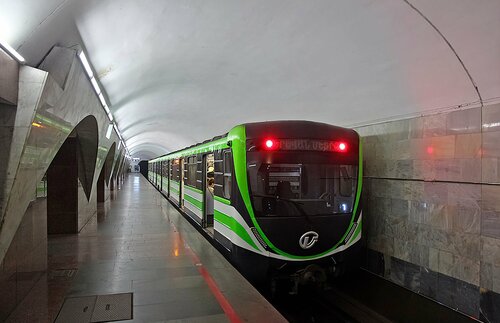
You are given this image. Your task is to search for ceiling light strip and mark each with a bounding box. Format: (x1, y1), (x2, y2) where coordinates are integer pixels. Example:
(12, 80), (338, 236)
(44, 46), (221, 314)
(78, 49), (129, 154)
(0, 39), (25, 63)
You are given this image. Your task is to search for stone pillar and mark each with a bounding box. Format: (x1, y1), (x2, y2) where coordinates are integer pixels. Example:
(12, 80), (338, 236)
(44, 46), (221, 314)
(97, 164), (105, 203)
(47, 137), (78, 234)
(0, 48), (19, 105)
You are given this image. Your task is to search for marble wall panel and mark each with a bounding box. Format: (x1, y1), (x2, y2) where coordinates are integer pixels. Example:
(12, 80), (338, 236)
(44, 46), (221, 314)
(423, 113), (447, 138)
(482, 131), (500, 158)
(0, 233), (17, 322)
(409, 117), (424, 139)
(0, 68), (46, 221)
(446, 107), (481, 135)
(482, 185), (500, 239)
(455, 133), (481, 158)
(482, 103), (500, 133)
(481, 237), (500, 267)
(482, 158), (498, 183)
(425, 135), (456, 159)
(0, 46), (126, 266)
(0, 49), (19, 105)
(0, 47), (135, 319)
(357, 102), (500, 319)
(0, 198), (46, 321)
(78, 179), (97, 231)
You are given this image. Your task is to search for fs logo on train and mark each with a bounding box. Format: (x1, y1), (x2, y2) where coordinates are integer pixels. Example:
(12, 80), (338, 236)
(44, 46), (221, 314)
(299, 231), (319, 249)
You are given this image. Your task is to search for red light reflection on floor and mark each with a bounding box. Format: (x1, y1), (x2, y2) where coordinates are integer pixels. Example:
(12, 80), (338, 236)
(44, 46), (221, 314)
(170, 224), (242, 323)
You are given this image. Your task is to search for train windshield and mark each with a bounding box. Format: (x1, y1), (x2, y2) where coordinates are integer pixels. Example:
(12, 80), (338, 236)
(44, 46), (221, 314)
(247, 152), (358, 217)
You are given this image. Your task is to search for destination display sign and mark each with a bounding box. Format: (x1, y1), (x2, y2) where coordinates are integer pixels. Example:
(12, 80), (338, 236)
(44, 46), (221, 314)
(270, 139), (348, 152)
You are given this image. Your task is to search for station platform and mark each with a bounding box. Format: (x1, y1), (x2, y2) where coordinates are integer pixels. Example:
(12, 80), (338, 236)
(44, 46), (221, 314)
(6, 173), (285, 323)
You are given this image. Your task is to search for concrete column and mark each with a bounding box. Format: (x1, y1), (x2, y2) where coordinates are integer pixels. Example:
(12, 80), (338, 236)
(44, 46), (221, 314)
(0, 49), (19, 105)
(47, 137), (78, 234)
(97, 165), (105, 202)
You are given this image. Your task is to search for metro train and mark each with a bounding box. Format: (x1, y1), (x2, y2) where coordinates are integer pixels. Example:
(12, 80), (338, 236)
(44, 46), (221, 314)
(148, 121), (363, 290)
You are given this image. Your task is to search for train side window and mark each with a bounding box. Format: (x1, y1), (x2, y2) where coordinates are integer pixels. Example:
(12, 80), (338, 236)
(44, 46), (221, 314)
(183, 158), (188, 183)
(186, 156), (197, 187)
(172, 159), (180, 182)
(223, 150), (232, 199)
(213, 151), (224, 197)
(196, 154), (203, 190)
(162, 161), (168, 178)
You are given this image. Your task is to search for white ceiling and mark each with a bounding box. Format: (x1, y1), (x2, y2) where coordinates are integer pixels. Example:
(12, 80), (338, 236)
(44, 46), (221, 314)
(1, 0), (499, 159)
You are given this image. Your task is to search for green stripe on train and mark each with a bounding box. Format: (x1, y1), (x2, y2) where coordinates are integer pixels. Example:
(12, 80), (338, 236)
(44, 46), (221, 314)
(185, 185), (202, 194)
(214, 209), (258, 251)
(184, 194), (202, 211)
(150, 137), (229, 162)
(214, 196), (231, 205)
(183, 190), (256, 251)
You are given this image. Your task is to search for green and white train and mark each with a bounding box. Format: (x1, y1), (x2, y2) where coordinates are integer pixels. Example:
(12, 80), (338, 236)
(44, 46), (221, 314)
(148, 121), (363, 286)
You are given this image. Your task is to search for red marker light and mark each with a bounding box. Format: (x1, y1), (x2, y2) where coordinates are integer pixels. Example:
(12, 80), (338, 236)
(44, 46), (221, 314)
(264, 139), (279, 150)
(333, 141), (348, 152)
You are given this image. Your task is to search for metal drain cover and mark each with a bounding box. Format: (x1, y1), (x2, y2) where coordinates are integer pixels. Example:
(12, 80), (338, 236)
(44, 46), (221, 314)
(55, 293), (132, 323)
(55, 296), (96, 323)
(91, 293), (133, 322)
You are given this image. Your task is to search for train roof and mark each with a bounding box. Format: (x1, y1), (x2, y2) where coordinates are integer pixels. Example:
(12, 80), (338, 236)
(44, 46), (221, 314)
(149, 120), (358, 162)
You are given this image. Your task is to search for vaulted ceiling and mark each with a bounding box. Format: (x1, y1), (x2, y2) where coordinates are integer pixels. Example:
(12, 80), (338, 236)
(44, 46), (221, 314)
(1, 0), (499, 159)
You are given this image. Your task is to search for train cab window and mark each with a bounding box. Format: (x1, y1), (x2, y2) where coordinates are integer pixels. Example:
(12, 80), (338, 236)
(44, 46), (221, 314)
(339, 166), (355, 197)
(247, 152), (358, 217)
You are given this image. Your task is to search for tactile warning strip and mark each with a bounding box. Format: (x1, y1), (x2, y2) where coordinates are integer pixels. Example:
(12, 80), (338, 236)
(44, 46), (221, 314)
(55, 293), (132, 323)
(91, 293), (133, 322)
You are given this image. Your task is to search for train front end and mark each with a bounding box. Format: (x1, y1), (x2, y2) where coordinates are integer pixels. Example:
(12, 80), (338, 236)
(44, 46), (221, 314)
(229, 121), (363, 287)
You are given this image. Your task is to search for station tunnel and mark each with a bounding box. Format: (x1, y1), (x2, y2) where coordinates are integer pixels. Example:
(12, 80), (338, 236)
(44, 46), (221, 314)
(0, 1), (499, 322)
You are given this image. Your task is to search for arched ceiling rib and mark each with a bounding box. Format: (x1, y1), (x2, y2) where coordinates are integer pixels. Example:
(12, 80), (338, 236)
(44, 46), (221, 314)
(1, 0), (499, 159)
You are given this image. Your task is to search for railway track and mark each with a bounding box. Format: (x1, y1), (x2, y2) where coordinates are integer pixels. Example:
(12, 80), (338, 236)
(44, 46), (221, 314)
(270, 282), (390, 323)
(269, 268), (479, 323)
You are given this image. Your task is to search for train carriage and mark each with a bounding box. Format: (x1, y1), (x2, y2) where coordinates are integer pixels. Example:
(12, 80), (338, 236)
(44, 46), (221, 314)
(148, 121), (363, 287)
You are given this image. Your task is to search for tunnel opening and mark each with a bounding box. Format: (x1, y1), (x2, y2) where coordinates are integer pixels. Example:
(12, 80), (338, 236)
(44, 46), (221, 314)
(46, 115), (99, 234)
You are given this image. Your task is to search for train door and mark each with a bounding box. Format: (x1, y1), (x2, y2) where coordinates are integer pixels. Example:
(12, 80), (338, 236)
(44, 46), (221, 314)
(203, 153), (215, 235)
(179, 157), (185, 208)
